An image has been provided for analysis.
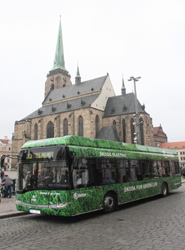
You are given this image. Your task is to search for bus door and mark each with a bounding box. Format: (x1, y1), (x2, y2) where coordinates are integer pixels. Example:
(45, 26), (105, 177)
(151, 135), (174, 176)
(71, 158), (100, 215)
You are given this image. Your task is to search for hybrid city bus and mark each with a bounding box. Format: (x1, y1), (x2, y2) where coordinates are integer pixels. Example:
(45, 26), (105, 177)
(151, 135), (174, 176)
(16, 135), (181, 216)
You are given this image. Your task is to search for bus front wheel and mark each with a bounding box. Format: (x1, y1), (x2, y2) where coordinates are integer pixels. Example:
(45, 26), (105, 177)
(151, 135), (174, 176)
(161, 183), (168, 197)
(103, 192), (116, 213)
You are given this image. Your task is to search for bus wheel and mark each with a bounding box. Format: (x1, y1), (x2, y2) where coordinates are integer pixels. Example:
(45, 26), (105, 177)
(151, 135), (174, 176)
(161, 183), (168, 197)
(103, 192), (116, 213)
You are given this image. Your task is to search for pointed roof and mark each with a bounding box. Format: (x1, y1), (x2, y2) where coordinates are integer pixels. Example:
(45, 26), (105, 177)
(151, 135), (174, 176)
(76, 64), (80, 77)
(121, 76), (126, 96)
(75, 64), (81, 85)
(97, 126), (120, 141)
(51, 17), (66, 71)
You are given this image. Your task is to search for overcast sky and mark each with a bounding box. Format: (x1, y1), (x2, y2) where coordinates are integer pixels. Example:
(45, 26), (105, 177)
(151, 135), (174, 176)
(0, 0), (184, 142)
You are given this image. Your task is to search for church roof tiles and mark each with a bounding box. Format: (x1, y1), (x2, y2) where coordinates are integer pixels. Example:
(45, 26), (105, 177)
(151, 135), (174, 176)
(43, 75), (107, 105)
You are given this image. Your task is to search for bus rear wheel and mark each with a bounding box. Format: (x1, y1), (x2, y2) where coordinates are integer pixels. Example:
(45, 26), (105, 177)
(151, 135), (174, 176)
(162, 183), (168, 197)
(103, 192), (116, 213)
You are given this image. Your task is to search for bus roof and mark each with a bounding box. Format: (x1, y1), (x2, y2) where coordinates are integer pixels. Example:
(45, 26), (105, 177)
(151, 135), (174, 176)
(21, 135), (177, 157)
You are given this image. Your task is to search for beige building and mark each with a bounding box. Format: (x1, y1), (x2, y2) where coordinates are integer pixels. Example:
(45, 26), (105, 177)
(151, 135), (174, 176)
(12, 20), (155, 168)
(0, 136), (12, 170)
(160, 141), (185, 168)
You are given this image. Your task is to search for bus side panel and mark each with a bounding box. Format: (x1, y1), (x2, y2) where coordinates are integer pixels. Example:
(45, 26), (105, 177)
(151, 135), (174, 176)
(117, 179), (160, 204)
(158, 176), (181, 193)
(70, 186), (104, 215)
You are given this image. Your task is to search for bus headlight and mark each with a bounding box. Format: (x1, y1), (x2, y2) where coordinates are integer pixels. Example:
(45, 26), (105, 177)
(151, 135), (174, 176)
(49, 202), (70, 208)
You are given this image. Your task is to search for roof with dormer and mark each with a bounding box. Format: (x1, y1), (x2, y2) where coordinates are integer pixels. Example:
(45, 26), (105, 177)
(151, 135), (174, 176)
(43, 75), (107, 105)
(103, 93), (147, 118)
(20, 75), (107, 121)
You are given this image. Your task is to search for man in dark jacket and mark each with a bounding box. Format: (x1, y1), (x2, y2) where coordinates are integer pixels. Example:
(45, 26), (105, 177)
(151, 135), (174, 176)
(1, 174), (13, 198)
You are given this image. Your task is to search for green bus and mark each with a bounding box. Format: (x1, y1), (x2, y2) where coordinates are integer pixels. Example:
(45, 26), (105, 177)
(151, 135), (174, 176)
(16, 135), (181, 216)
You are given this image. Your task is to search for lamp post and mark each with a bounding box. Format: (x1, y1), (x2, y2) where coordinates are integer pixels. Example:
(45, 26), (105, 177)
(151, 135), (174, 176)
(128, 76), (141, 144)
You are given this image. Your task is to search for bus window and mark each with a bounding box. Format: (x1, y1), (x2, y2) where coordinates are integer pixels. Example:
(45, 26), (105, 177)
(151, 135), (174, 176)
(174, 161), (180, 175)
(170, 161), (175, 176)
(72, 158), (92, 188)
(152, 161), (160, 178)
(96, 159), (117, 185)
(130, 160), (139, 182)
(163, 161), (170, 177)
(116, 159), (130, 183)
(140, 160), (153, 179)
(155, 161), (163, 177)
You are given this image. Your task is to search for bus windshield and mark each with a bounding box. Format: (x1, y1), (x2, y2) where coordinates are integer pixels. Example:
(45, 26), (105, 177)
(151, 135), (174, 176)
(18, 160), (69, 192)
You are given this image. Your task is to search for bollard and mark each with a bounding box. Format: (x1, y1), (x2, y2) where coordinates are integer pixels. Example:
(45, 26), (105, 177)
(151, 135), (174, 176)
(12, 179), (16, 196)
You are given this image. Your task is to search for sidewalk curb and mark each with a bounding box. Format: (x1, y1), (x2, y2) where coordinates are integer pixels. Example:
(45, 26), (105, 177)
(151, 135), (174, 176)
(0, 211), (28, 219)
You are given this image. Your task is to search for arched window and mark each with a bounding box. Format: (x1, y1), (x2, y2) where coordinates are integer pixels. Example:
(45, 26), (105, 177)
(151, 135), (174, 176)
(140, 118), (144, 145)
(95, 115), (100, 137)
(130, 118), (135, 144)
(47, 121), (54, 138)
(78, 116), (83, 136)
(63, 118), (68, 136)
(34, 123), (38, 140)
(122, 119), (126, 142)
(113, 120), (116, 131)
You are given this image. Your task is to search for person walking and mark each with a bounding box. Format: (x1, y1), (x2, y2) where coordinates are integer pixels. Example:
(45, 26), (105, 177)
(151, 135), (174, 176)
(0, 174), (13, 198)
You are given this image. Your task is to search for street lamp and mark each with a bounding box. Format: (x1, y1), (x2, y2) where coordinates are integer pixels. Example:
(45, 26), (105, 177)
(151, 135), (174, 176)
(128, 76), (141, 144)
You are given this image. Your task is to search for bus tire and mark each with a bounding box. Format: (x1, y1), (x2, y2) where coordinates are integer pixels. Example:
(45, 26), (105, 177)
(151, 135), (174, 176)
(161, 182), (168, 197)
(103, 192), (116, 213)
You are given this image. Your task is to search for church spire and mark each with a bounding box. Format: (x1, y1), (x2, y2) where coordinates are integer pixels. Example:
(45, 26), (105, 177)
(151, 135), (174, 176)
(51, 17), (66, 71)
(121, 75), (126, 96)
(75, 63), (81, 85)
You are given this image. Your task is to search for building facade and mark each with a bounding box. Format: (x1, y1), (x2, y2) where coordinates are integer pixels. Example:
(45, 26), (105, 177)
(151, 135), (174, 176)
(153, 125), (168, 147)
(0, 136), (12, 170)
(160, 141), (185, 168)
(12, 20), (155, 168)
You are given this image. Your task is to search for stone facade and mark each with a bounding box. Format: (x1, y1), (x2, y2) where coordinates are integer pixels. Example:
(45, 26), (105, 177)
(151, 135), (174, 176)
(153, 125), (167, 147)
(102, 114), (155, 146)
(44, 69), (72, 98)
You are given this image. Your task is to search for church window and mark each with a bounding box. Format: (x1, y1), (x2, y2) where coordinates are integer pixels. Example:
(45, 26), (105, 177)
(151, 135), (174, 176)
(47, 121), (54, 138)
(95, 115), (100, 137)
(113, 120), (117, 132)
(63, 118), (68, 136)
(122, 119), (126, 142)
(113, 120), (117, 136)
(131, 118), (135, 144)
(34, 123), (38, 140)
(78, 116), (83, 136)
(140, 118), (144, 145)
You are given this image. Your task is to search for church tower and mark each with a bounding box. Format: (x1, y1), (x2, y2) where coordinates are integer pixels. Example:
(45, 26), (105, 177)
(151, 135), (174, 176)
(44, 17), (72, 98)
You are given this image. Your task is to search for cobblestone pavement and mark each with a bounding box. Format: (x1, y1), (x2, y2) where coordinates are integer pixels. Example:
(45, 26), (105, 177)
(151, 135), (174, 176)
(0, 183), (185, 250)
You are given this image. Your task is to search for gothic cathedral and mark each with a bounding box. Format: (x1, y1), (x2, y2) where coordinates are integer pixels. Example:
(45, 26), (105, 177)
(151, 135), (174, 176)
(12, 19), (155, 168)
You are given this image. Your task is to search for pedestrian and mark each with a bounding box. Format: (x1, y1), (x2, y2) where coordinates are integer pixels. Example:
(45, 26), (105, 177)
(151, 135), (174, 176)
(0, 170), (5, 197)
(0, 172), (2, 202)
(0, 174), (13, 198)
